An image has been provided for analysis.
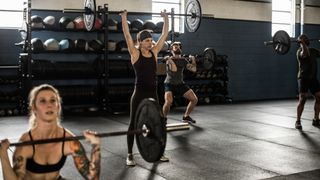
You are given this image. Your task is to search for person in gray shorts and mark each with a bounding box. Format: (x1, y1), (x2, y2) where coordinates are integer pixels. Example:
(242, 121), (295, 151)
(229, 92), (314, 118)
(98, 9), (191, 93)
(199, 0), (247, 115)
(162, 42), (198, 123)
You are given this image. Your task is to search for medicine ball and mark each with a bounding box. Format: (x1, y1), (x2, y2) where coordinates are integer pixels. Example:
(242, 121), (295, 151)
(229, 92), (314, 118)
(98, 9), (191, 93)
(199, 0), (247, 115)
(59, 39), (75, 51)
(31, 15), (44, 28)
(31, 38), (44, 52)
(108, 40), (117, 52)
(88, 39), (104, 51)
(59, 16), (75, 29)
(44, 38), (59, 51)
(116, 40), (128, 52)
(131, 19), (143, 31)
(107, 19), (118, 31)
(43, 16), (56, 29)
(74, 16), (85, 29)
(155, 21), (164, 33)
(143, 20), (156, 31)
(74, 39), (87, 51)
(94, 18), (103, 30)
(117, 20), (131, 32)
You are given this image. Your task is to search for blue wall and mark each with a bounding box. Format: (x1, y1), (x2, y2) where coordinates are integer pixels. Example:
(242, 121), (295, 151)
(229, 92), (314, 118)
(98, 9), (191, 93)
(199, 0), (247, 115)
(176, 18), (320, 101)
(1, 16), (320, 101)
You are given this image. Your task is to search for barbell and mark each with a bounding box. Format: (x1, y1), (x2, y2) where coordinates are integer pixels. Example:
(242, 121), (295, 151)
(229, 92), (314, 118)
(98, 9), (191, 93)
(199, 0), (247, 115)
(160, 47), (216, 70)
(5, 98), (189, 163)
(264, 30), (320, 55)
(63, 0), (213, 32)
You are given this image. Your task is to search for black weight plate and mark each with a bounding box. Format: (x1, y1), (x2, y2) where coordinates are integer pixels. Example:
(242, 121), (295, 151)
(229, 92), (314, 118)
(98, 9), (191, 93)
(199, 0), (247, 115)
(135, 98), (166, 162)
(272, 30), (291, 55)
(202, 48), (216, 70)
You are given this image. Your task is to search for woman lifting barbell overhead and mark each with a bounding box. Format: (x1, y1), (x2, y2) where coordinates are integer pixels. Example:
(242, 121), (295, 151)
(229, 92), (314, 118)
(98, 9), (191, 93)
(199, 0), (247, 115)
(119, 9), (169, 166)
(0, 84), (101, 180)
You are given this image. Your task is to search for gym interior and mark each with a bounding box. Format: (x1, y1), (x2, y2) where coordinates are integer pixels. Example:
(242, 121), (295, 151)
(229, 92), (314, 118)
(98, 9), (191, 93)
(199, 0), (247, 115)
(1, 0), (320, 179)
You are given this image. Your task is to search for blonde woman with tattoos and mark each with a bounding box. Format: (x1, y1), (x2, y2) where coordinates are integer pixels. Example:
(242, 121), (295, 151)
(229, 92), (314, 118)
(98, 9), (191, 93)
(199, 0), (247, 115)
(0, 84), (101, 180)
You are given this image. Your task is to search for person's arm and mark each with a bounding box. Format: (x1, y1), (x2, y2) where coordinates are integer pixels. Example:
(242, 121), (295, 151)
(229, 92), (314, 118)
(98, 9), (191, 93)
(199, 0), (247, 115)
(152, 10), (169, 55)
(298, 40), (310, 59)
(186, 55), (197, 73)
(120, 10), (139, 64)
(0, 138), (27, 180)
(70, 130), (101, 180)
(165, 56), (177, 72)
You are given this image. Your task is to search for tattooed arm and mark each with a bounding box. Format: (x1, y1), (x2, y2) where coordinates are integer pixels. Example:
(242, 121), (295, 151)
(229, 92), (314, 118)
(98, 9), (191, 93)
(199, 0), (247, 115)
(70, 130), (101, 180)
(0, 137), (27, 180)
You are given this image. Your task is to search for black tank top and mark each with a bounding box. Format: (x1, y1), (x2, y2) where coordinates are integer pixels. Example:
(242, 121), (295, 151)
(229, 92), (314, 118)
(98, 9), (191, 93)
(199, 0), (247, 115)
(26, 129), (67, 173)
(133, 50), (157, 89)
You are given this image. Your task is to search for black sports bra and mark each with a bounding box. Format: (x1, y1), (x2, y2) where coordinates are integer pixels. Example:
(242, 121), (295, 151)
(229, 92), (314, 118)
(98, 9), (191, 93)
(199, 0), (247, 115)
(26, 129), (67, 173)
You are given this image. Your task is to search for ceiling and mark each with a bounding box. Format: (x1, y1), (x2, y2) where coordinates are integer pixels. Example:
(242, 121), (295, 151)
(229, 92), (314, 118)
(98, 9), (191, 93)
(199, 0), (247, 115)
(236, 0), (320, 7)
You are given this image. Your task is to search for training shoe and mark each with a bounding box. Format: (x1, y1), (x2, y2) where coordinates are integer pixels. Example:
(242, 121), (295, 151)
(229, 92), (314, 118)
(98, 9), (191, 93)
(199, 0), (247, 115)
(312, 119), (320, 126)
(160, 154), (169, 162)
(295, 121), (302, 130)
(126, 154), (136, 166)
(183, 116), (196, 124)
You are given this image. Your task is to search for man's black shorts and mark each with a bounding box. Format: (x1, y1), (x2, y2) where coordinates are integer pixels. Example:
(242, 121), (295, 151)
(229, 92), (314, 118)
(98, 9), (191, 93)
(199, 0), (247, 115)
(164, 83), (190, 97)
(298, 78), (320, 94)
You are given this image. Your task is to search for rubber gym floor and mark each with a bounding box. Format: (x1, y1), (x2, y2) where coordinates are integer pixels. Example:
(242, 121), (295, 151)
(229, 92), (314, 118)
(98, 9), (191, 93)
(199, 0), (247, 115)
(1, 99), (320, 180)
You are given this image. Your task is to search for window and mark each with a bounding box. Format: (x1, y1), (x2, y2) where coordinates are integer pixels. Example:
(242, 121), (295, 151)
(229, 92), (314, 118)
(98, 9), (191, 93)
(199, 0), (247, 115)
(272, 0), (296, 37)
(152, 0), (184, 33)
(0, 0), (25, 29)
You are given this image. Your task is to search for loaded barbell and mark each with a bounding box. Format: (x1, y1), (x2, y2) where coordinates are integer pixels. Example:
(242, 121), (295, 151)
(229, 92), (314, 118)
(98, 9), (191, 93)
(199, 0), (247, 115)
(159, 47), (216, 70)
(5, 98), (190, 163)
(264, 30), (320, 55)
(63, 0), (213, 32)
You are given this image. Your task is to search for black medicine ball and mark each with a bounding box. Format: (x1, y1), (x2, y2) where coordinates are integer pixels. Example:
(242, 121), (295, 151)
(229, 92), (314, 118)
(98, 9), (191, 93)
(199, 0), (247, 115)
(59, 16), (75, 29)
(88, 40), (104, 51)
(31, 15), (44, 28)
(143, 20), (156, 31)
(31, 38), (44, 52)
(117, 20), (131, 32)
(155, 21), (164, 33)
(131, 19), (144, 31)
(74, 39), (87, 51)
(108, 19), (118, 31)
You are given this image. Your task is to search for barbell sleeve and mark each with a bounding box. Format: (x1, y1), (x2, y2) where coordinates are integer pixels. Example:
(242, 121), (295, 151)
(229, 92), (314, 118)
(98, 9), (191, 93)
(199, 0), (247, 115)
(63, 7), (94, 14)
(264, 41), (274, 46)
(63, 9), (86, 13)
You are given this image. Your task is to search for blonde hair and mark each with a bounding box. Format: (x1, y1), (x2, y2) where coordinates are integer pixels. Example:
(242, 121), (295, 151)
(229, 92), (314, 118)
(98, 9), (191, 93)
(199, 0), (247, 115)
(28, 84), (62, 129)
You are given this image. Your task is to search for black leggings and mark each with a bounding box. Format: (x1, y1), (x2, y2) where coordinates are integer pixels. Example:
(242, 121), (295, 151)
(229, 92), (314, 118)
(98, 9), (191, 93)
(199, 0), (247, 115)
(127, 86), (158, 154)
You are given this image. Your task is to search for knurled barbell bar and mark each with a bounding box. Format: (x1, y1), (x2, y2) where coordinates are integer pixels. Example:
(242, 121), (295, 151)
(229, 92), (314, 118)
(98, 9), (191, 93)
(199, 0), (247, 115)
(264, 30), (320, 55)
(63, 0), (213, 32)
(4, 98), (190, 163)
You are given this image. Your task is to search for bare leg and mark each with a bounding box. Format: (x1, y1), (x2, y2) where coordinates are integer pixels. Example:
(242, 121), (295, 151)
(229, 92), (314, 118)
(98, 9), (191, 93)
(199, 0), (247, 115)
(297, 93), (307, 122)
(183, 89), (198, 117)
(314, 92), (320, 120)
(163, 91), (173, 117)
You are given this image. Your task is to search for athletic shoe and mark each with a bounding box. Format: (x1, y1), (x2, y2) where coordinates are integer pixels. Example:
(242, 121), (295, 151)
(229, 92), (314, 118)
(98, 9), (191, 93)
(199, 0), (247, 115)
(126, 154), (136, 166)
